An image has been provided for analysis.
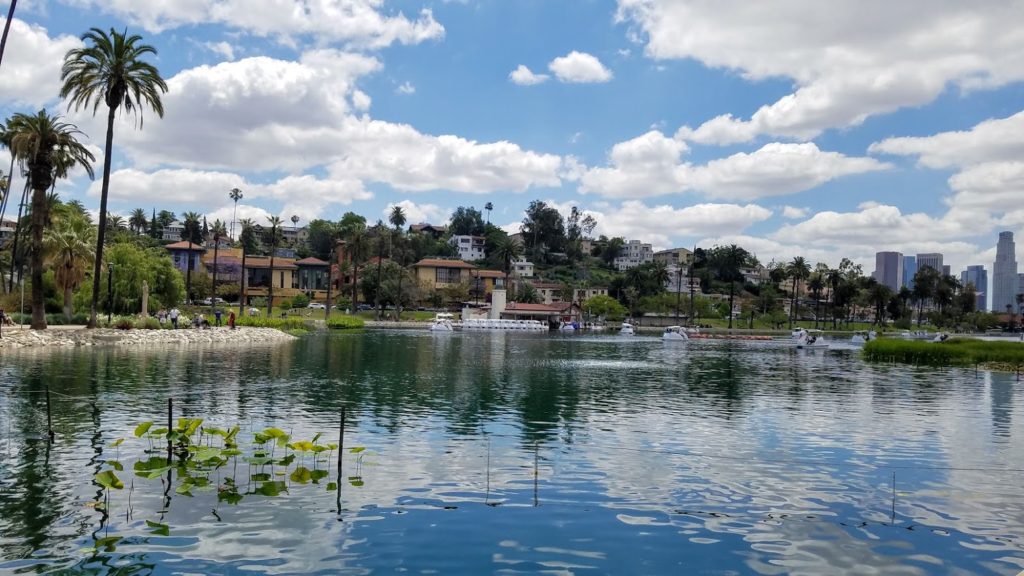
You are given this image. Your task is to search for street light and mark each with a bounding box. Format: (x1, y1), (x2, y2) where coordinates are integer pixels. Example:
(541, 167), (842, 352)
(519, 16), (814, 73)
(107, 263), (115, 323)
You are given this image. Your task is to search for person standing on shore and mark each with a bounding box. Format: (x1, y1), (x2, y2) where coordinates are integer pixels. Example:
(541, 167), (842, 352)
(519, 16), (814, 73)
(228, 311), (236, 330)
(214, 308), (223, 327)
(169, 307), (180, 329)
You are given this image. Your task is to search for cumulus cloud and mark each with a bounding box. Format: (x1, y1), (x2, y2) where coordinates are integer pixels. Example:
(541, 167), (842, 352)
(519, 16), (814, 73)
(782, 206), (809, 219)
(592, 201), (772, 248)
(869, 110), (1024, 169)
(579, 132), (888, 200)
(508, 64), (549, 86)
(617, 1), (1024, 143)
(60, 0), (445, 49)
(383, 200), (446, 224)
(396, 81), (416, 95)
(0, 19), (83, 108)
(548, 51), (613, 83)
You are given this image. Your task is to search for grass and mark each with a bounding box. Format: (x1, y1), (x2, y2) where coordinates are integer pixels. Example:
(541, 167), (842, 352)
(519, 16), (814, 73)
(863, 338), (1024, 370)
(326, 316), (364, 330)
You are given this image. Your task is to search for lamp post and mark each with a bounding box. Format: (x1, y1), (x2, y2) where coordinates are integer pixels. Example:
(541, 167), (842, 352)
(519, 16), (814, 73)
(107, 263), (115, 323)
(20, 264), (25, 329)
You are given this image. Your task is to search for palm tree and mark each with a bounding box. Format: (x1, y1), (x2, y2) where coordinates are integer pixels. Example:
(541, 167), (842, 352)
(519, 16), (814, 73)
(228, 187), (243, 240)
(180, 211), (202, 303)
(807, 272), (825, 329)
(61, 27), (167, 328)
(210, 219), (227, 313)
(265, 215), (282, 316)
(44, 210), (95, 320)
(389, 204), (406, 258)
(7, 110), (95, 329)
(105, 213), (126, 236)
(347, 225), (367, 307)
(493, 236), (523, 296)
(237, 218), (255, 317)
(372, 220), (386, 318)
(0, 0), (16, 70)
(128, 207), (147, 234)
(786, 256), (810, 329)
(0, 120), (15, 232)
(484, 201), (493, 225)
(389, 206), (407, 316)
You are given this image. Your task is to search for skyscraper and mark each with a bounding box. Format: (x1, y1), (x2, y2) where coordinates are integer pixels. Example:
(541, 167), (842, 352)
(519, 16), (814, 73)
(873, 251), (903, 292)
(961, 265), (987, 312)
(916, 253), (944, 274)
(993, 231), (1017, 313)
(902, 255), (916, 289)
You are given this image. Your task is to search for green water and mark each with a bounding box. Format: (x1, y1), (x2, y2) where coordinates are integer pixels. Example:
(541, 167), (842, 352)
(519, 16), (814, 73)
(0, 330), (1022, 574)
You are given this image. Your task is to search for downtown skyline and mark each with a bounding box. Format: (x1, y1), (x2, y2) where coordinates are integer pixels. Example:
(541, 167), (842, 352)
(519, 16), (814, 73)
(2, 1), (1024, 275)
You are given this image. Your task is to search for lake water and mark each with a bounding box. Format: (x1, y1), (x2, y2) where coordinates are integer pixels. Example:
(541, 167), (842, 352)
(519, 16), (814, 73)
(0, 331), (1022, 575)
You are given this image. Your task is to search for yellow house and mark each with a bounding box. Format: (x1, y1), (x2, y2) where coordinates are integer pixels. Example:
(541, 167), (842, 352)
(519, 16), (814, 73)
(411, 258), (476, 290)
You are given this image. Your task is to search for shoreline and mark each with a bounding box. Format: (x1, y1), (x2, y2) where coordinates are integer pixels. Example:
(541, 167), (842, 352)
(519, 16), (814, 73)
(0, 326), (296, 350)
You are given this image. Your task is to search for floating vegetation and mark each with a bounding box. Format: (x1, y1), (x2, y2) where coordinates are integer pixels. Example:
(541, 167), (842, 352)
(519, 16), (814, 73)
(863, 338), (1024, 370)
(326, 316), (365, 330)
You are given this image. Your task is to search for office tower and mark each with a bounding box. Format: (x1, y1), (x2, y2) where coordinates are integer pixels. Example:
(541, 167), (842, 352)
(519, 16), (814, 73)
(902, 256), (916, 289)
(916, 253), (944, 274)
(993, 231), (1018, 313)
(961, 265), (987, 312)
(873, 251), (903, 292)
(942, 264), (951, 277)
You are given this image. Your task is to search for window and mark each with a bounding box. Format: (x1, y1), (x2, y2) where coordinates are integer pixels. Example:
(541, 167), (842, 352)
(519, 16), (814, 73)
(436, 268), (462, 284)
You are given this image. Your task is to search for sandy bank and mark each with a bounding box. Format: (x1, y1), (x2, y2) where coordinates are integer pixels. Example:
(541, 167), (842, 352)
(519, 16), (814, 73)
(0, 326), (296, 350)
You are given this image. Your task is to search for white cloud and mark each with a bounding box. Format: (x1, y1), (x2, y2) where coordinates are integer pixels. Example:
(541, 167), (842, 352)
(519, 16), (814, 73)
(396, 81), (416, 95)
(869, 110), (1024, 169)
(782, 206), (808, 219)
(351, 90), (372, 111)
(579, 133), (888, 200)
(60, 0), (444, 49)
(580, 200), (772, 249)
(508, 64), (549, 86)
(548, 51), (613, 84)
(203, 40), (236, 61)
(0, 19), (83, 108)
(617, 1), (1024, 143)
(383, 200), (446, 225)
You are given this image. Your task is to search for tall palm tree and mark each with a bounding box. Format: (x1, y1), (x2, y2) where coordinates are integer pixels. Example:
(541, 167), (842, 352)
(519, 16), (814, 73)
(493, 236), (523, 295)
(128, 207), (147, 234)
(229, 187), (242, 240)
(389, 204), (406, 259)
(0, 0), (16, 70)
(347, 225), (367, 307)
(265, 216), (283, 315)
(237, 218), (255, 317)
(210, 219), (226, 313)
(389, 206), (407, 316)
(786, 256), (810, 329)
(7, 110), (95, 329)
(484, 201), (493, 225)
(807, 272), (825, 329)
(61, 27), (167, 328)
(180, 211), (202, 303)
(0, 120), (15, 231)
(372, 220), (386, 318)
(44, 210), (95, 320)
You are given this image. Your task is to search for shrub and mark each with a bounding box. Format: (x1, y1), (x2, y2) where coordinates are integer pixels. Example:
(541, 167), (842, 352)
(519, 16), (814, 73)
(235, 315), (307, 331)
(326, 316), (365, 330)
(291, 294), (310, 308)
(279, 298), (293, 310)
(864, 338), (1024, 369)
(115, 317), (134, 330)
(135, 317), (162, 330)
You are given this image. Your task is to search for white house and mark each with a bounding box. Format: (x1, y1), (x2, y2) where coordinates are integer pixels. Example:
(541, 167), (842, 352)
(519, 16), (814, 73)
(614, 239), (653, 271)
(450, 235), (486, 261)
(513, 257), (534, 278)
(162, 220), (185, 242)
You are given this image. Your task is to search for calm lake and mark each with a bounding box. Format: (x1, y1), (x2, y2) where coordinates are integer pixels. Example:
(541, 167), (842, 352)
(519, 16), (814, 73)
(1, 331), (1022, 575)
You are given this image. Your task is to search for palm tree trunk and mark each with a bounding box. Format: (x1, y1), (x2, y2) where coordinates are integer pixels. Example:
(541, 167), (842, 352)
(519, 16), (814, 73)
(63, 284), (73, 321)
(789, 277), (797, 329)
(352, 259), (359, 308)
(0, 0), (17, 70)
(239, 246), (246, 317)
(7, 181), (28, 293)
(374, 241), (383, 319)
(29, 182), (45, 329)
(88, 104), (117, 328)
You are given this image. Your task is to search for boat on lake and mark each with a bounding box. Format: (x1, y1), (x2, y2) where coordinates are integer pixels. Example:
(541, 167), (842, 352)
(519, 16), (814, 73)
(900, 330), (935, 340)
(429, 313), (456, 332)
(460, 318), (547, 331)
(794, 328), (829, 349)
(662, 326), (689, 341)
(619, 322), (635, 336)
(850, 330), (877, 346)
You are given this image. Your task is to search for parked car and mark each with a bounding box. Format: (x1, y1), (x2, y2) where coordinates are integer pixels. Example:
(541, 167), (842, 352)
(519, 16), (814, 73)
(308, 302), (327, 310)
(356, 303), (373, 311)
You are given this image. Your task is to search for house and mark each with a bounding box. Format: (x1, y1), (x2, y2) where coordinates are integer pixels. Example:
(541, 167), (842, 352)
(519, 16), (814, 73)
(573, 287), (608, 302)
(295, 257), (331, 292)
(501, 301), (581, 326)
(513, 258), (534, 278)
(449, 235), (486, 261)
(0, 219), (15, 246)
(201, 247), (243, 285)
(161, 220), (185, 242)
(281, 226), (309, 247)
(165, 241), (206, 274)
(469, 269), (507, 299)
(242, 256), (299, 308)
(530, 281), (566, 305)
(411, 258), (476, 291)
(614, 239), (653, 271)
(653, 247), (693, 268)
(409, 223), (447, 239)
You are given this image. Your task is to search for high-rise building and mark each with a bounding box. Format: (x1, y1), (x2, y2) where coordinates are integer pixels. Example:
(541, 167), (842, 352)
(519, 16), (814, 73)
(961, 265), (987, 312)
(902, 255), (917, 289)
(993, 231), (1018, 313)
(942, 264), (951, 277)
(916, 253), (944, 274)
(873, 251), (903, 292)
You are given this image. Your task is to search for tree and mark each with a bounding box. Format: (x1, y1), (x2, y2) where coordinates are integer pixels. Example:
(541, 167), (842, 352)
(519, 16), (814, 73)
(867, 281), (892, 326)
(484, 201), (493, 225)
(521, 200), (565, 262)
(582, 294), (628, 322)
(449, 206), (485, 236)
(265, 215), (282, 315)
(347, 224), (367, 307)
(306, 219), (339, 260)
(516, 282), (541, 304)
(912, 266), (939, 326)
(237, 218), (255, 316)
(707, 244), (750, 329)
(129, 207), (147, 235)
(807, 272), (825, 329)
(493, 235), (524, 294)
(565, 206), (597, 264)
(81, 242), (184, 315)
(0, 0), (16, 71)
(180, 211), (202, 303)
(210, 219), (226, 313)
(62, 27), (167, 328)
(229, 187), (243, 239)
(786, 256), (810, 328)
(389, 204), (406, 258)
(7, 110), (95, 328)
(44, 207), (95, 320)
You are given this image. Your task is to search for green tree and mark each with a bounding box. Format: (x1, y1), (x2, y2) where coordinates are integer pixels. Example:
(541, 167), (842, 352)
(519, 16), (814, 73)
(786, 256), (810, 329)
(129, 207), (147, 234)
(265, 215), (282, 315)
(912, 266), (940, 326)
(81, 242), (184, 314)
(228, 187), (243, 240)
(209, 219), (226, 312)
(306, 219), (339, 260)
(180, 211), (202, 303)
(516, 281), (541, 304)
(707, 244), (750, 329)
(484, 201), (493, 225)
(61, 27), (167, 328)
(7, 110), (95, 328)
(44, 208), (95, 320)
(521, 200), (565, 263)
(582, 293), (628, 322)
(807, 272), (825, 328)
(493, 236), (524, 295)
(449, 206), (485, 236)
(237, 218), (255, 316)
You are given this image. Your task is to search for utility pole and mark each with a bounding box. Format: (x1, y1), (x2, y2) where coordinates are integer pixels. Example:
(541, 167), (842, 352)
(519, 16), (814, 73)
(107, 263), (115, 323)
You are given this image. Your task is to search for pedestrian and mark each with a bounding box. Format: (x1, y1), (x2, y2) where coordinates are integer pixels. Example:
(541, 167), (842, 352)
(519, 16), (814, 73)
(228, 311), (236, 330)
(169, 306), (180, 329)
(214, 308), (223, 327)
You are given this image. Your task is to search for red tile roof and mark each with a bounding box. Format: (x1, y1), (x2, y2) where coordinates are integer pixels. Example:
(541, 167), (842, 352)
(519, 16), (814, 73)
(244, 257), (298, 270)
(474, 270), (505, 278)
(164, 241), (206, 251)
(295, 257), (329, 266)
(504, 302), (563, 312)
(412, 258), (475, 269)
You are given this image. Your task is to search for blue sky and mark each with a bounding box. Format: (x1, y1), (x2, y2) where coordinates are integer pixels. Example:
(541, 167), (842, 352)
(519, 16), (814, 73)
(3, 0), (1024, 284)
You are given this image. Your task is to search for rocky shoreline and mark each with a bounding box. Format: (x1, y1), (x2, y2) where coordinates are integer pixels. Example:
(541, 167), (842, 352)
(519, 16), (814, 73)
(0, 326), (296, 350)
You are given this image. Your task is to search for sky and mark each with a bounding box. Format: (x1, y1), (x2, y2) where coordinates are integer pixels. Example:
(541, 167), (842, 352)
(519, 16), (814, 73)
(2, 0), (1024, 288)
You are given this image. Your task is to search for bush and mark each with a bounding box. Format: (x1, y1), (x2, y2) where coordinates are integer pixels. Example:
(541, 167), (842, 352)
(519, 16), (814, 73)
(135, 317), (162, 330)
(864, 338), (1024, 369)
(278, 298), (293, 310)
(326, 316), (365, 330)
(291, 294), (310, 308)
(114, 317), (134, 330)
(235, 315), (307, 331)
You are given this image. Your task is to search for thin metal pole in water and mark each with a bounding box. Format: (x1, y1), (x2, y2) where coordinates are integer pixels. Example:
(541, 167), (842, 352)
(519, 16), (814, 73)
(890, 471), (896, 526)
(166, 397), (173, 464)
(45, 385), (54, 443)
(533, 441), (539, 507)
(336, 405), (346, 517)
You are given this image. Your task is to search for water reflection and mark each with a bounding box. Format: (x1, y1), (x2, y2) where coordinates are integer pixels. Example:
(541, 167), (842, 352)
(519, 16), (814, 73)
(0, 332), (1022, 575)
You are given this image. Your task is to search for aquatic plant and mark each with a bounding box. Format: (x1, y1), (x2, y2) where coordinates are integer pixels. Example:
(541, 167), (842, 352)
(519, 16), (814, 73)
(326, 316), (365, 330)
(863, 338), (1024, 369)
